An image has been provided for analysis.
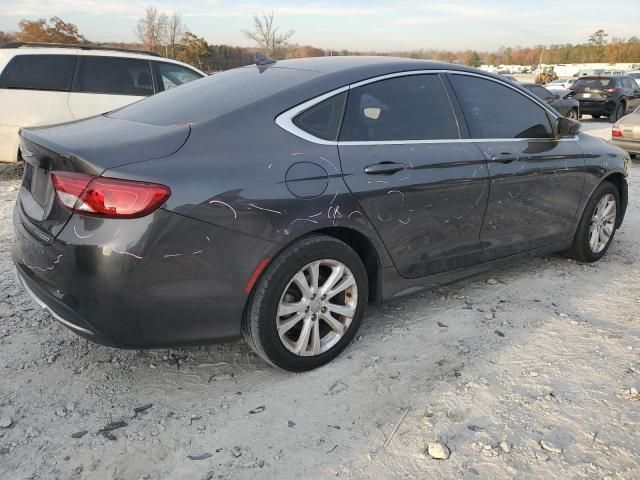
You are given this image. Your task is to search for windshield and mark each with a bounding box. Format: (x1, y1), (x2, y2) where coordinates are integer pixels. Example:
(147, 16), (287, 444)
(109, 66), (317, 126)
(572, 78), (612, 90)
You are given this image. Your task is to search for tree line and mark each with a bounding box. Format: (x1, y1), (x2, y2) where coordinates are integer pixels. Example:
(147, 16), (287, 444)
(1, 13), (639, 73)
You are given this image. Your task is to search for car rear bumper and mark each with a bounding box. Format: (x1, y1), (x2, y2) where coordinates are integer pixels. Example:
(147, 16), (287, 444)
(12, 204), (278, 348)
(577, 100), (615, 115)
(611, 138), (640, 154)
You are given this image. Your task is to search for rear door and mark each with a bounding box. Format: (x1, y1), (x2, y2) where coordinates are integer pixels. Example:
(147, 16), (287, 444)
(448, 73), (586, 258)
(338, 73), (491, 278)
(0, 53), (76, 161)
(621, 77), (640, 111)
(68, 55), (154, 119)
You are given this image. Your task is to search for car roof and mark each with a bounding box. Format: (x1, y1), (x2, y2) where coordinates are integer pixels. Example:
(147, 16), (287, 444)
(0, 44), (205, 75)
(247, 56), (477, 76)
(111, 55), (555, 128)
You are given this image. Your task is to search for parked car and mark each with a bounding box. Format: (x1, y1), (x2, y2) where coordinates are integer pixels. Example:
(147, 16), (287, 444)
(522, 83), (580, 119)
(12, 57), (629, 371)
(611, 105), (640, 157)
(576, 69), (604, 77)
(625, 71), (640, 88)
(0, 42), (205, 163)
(568, 75), (640, 122)
(500, 74), (518, 83)
(546, 78), (576, 91)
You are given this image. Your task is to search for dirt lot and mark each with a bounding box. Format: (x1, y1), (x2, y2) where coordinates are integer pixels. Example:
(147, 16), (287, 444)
(1, 126), (639, 480)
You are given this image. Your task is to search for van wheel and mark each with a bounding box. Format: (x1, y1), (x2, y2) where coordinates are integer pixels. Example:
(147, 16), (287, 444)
(563, 182), (620, 262)
(242, 235), (368, 371)
(567, 109), (578, 120)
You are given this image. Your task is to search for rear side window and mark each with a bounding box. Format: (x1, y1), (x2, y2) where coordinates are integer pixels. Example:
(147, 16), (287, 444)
(450, 75), (553, 139)
(156, 62), (203, 91)
(528, 85), (553, 99)
(73, 56), (154, 96)
(293, 92), (347, 141)
(340, 74), (459, 142)
(0, 54), (75, 91)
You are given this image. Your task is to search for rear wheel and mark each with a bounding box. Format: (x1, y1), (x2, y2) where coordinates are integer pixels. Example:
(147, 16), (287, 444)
(242, 235), (368, 371)
(566, 108), (578, 120)
(563, 182), (620, 262)
(609, 103), (624, 123)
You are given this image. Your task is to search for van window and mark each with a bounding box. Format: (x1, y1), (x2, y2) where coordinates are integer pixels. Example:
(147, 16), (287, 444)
(0, 54), (76, 91)
(73, 56), (154, 96)
(156, 62), (203, 91)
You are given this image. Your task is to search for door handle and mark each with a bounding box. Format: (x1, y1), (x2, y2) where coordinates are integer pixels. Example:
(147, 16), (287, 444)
(364, 162), (406, 175)
(490, 153), (518, 164)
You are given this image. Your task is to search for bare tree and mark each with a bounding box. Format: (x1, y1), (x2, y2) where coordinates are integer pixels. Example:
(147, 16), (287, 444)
(242, 12), (294, 57)
(135, 6), (167, 53)
(166, 13), (184, 59)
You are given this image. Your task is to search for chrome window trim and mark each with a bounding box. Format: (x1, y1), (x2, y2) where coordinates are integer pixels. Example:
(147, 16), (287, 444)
(274, 69), (573, 146)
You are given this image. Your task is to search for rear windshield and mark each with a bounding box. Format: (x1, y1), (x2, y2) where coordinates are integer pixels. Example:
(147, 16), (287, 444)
(109, 66), (316, 126)
(572, 78), (613, 90)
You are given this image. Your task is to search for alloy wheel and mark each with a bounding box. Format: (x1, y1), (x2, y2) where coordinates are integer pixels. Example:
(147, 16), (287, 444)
(588, 193), (616, 254)
(276, 259), (357, 356)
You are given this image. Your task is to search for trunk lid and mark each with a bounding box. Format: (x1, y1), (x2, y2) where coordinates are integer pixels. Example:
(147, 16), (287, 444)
(17, 115), (190, 241)
(570, 77), (614, 101)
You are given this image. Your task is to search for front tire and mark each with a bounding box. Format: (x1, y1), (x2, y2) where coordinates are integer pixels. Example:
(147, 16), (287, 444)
(564, 181), (620, 262)
(242, 235), (368, 371)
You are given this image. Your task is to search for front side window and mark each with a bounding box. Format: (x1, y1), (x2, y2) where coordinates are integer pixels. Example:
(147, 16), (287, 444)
(157, 62), (203, 91)
(0, 54), (75, 91)
(339, 74), (460, 142)
(293, 92), (347, 141)
(450, 75), (553, 139)
(73, 56), (154, 96)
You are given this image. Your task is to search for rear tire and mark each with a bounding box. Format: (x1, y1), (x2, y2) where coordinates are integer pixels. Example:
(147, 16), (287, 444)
(563, 182), (620, 263)
(609, 103), (624, 123)
(242, 235), (368, 371)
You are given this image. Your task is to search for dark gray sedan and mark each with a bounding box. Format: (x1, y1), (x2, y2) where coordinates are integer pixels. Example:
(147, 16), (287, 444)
(522, 83), (580, 119)
(13, 57), (630, 371)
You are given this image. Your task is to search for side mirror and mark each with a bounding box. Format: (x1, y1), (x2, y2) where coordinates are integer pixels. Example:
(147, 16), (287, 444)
(557, 117), (581, 137)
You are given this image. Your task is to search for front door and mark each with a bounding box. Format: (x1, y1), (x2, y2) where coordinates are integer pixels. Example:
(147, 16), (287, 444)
(448, 73), (586, 258)
(338, 73), (491, 278)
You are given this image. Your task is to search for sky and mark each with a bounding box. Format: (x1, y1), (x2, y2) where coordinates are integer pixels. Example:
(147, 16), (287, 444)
(1, 0), (639, 52)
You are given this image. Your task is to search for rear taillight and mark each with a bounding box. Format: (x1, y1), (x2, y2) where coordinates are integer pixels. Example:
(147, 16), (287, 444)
(612, 127), (623, 138)
(51, 172), (170, 219)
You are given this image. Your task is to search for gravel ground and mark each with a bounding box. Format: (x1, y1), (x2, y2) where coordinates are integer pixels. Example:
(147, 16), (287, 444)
(1, 127), (639, 480)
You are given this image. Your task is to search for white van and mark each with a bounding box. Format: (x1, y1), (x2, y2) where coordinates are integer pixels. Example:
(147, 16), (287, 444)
(0, 42), (205, 163)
